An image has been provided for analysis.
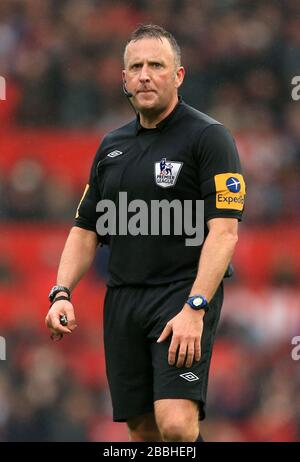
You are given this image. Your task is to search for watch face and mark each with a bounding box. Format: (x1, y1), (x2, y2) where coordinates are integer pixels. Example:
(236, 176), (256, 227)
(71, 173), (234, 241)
(50, 286), (59, 295)
(193, 297), (203, 307)
(49, 287), (55, 297)
(49, 287), (56, 301)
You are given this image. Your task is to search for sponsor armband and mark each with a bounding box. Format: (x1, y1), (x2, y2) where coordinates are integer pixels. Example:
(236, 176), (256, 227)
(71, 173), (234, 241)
(214, 173), (246, 211)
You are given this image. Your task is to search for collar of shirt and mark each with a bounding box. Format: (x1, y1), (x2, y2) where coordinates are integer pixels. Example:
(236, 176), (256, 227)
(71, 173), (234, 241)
(135, 96), (184, 135)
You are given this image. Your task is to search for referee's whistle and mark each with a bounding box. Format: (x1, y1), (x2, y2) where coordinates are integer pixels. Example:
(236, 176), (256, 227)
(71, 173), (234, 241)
(60, 314), (68, 326)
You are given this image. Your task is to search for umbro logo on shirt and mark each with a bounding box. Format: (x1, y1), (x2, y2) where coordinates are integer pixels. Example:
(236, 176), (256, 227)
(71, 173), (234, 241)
(107, 150), (123, 158)
(180, 372), (199, 382)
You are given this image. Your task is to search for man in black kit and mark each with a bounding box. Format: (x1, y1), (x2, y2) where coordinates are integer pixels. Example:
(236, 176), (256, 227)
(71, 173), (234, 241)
(46, 24), (246, 442)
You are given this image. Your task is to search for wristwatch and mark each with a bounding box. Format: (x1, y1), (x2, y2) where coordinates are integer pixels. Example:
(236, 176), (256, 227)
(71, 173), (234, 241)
(49, 285), (71, 303)
(186, 294), (209, 312)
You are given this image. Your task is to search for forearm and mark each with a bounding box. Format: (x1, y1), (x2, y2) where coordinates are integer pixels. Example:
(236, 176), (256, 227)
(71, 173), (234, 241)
(190, 230), (238, 302)
(56, 226), (98, 291)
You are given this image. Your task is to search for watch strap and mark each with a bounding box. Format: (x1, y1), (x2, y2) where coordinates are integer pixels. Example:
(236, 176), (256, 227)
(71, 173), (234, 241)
(50, 295), (70, 308)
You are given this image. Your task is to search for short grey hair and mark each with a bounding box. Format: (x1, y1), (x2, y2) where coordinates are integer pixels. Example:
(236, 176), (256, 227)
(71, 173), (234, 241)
(124, 24), (181, 68)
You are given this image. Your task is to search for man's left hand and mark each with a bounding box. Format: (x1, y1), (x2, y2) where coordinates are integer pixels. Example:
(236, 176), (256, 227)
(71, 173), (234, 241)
(157, 305), (205, 368)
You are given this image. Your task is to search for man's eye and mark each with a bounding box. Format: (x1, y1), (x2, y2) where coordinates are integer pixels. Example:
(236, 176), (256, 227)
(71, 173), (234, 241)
(152, 63), (162, 68)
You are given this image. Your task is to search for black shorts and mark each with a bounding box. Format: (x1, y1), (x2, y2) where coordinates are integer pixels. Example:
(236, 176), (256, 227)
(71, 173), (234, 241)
(103, 279), (224, 422)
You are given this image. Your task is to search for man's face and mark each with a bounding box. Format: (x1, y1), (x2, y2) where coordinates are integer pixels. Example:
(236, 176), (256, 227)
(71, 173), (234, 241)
(123, 37), (184, 115)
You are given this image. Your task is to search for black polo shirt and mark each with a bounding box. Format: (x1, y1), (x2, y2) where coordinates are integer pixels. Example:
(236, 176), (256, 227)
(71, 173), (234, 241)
(75, 99), (246, 287)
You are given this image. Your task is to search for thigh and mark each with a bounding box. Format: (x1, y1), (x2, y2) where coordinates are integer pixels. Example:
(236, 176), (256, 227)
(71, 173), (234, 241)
(154, 399), (200, 441)
(150, 282), (224, 420)
(154, 398), (199, 423)
(104, 287), (154, 422)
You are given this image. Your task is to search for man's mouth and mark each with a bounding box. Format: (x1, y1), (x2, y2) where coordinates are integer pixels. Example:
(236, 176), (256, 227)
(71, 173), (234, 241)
(137, 90), (156, 94)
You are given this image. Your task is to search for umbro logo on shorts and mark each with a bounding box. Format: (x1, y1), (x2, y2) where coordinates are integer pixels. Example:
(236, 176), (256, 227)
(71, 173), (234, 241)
(179, 372), (199, 382)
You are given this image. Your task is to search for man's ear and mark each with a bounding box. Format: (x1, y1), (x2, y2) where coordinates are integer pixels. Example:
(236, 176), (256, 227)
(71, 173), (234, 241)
(175, 66), (185, 89)
(122, 69), (126, 85)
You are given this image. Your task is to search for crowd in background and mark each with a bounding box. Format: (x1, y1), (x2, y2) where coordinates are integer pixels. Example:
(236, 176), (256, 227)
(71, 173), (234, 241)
(0, 0), (300, 129)
(0, 0), (300, 442)
(0, 0), (300, 224)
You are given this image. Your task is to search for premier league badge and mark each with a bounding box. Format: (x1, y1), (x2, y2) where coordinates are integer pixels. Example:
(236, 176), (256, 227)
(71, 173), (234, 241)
(155, 158), (183, 188)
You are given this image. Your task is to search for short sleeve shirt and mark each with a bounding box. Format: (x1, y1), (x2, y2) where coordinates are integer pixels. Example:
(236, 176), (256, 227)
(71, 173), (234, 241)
(75, 99), (246, 286)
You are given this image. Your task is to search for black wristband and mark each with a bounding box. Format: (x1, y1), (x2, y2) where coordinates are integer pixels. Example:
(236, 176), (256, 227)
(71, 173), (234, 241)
(50, 295), (70, 308)
(49, 285), (71, 303)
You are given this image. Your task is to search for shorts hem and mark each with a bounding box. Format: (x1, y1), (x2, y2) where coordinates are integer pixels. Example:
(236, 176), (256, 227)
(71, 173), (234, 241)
(153, 394), (206, 420)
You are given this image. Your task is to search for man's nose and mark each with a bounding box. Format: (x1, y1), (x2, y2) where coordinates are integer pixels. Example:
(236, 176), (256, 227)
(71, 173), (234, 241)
(139, 64), (150, 82)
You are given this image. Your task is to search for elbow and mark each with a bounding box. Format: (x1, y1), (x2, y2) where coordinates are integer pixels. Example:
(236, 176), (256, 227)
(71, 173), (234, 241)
(207, 218), (240, 252)
(207, 218), (239, 249)
(225, 231), (239, 248)
(214, 229), (239, 249)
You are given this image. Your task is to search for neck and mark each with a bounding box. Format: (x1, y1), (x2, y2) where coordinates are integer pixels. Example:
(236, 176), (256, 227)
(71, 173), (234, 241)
(139, 96), (178, 129)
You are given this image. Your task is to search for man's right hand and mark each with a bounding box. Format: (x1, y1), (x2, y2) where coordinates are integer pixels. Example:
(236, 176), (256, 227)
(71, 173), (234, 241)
(45, 300), (77, 340)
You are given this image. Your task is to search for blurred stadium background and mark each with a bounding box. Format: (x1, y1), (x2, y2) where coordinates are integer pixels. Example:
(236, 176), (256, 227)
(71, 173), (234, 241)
(0, 0), (300, 442)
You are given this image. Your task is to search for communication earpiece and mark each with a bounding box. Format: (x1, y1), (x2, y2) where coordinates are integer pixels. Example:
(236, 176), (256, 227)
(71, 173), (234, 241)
(123, 82), (133, 98)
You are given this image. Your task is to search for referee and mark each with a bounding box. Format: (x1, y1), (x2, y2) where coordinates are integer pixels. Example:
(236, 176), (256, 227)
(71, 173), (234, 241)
(46, 24), (246, 442)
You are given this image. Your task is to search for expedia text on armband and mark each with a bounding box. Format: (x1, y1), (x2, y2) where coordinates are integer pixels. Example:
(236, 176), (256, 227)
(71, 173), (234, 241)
(217, 194), (245, 205)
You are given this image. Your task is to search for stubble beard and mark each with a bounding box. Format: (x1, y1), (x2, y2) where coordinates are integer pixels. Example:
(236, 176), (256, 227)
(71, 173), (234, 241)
(135, 96), (168, 122)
